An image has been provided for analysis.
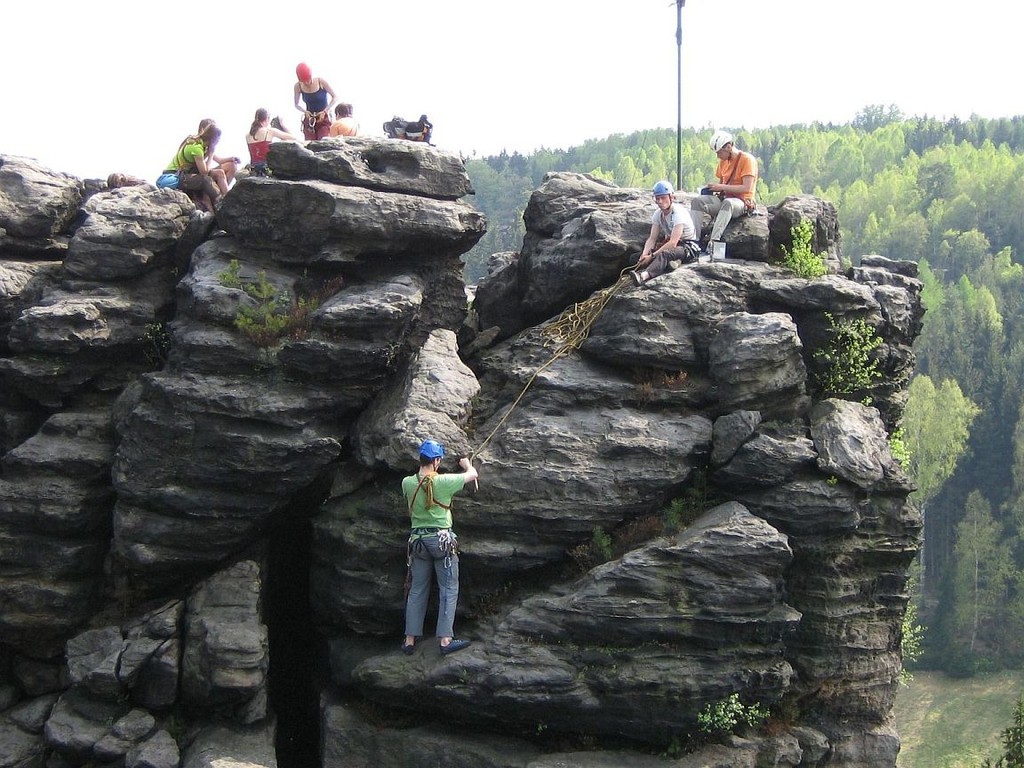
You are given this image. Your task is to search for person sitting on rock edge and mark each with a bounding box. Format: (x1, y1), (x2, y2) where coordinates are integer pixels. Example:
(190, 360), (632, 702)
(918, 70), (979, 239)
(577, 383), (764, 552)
(693, 129), (759, 255)
(402, 439), (478, 657)
(196, 118), (240, 195)
(632, 179), (700, 286)
(246, 108), (298, 176)
(155, 122), (226, 212)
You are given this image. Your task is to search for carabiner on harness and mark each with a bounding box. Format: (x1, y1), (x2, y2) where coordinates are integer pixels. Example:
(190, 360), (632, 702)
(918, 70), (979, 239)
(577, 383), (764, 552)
(437, 529), (457, 570)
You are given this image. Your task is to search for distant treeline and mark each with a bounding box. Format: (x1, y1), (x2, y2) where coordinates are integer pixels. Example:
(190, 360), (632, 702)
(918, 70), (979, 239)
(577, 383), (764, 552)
(464, 106), (1024, 676)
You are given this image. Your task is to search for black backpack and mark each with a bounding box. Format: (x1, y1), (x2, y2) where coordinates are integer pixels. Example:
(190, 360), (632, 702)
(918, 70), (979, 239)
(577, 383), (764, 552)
(383, 114), (433, 144)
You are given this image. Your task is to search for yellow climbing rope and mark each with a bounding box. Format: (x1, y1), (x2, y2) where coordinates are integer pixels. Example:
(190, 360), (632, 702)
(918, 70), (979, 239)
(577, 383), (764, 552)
(470, 269), (634, 461)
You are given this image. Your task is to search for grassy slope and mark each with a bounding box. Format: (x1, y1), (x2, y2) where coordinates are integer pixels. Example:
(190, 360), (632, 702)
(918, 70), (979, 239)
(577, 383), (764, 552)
(894, 669), (1024, 767)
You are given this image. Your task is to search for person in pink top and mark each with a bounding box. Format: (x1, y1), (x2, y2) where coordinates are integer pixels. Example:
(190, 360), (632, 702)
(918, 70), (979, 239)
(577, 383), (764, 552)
(245, 108), (298, 176)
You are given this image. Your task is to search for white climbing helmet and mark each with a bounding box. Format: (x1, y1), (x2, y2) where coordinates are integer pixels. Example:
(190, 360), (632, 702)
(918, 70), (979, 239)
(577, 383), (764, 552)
(710, 130), (734, 152)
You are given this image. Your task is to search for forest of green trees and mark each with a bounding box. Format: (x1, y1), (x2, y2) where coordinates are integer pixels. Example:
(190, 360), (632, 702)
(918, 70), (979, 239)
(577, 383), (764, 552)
(462, 107), (1024, 676)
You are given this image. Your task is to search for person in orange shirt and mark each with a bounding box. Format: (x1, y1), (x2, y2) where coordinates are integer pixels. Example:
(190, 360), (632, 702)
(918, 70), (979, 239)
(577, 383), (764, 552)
(694, 130), (759, 253)
(328, 103), (359, 138)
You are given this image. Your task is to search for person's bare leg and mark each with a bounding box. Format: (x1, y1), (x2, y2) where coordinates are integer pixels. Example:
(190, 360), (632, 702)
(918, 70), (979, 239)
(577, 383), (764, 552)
(221, 160), (237, 186)
(210, 169), (229, 196)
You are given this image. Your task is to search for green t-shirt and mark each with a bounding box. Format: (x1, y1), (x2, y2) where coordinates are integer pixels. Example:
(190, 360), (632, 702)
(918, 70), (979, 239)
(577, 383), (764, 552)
(166, 141), (205, 172)
(402, 472), (466, 529)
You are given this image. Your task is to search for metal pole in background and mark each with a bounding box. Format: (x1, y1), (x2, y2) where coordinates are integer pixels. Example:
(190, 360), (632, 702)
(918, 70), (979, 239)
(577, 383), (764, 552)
(676, 0), (685, 190)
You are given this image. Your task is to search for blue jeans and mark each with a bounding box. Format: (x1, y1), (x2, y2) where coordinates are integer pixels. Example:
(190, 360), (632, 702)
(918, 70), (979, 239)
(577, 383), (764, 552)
(404, 533), (459, 638)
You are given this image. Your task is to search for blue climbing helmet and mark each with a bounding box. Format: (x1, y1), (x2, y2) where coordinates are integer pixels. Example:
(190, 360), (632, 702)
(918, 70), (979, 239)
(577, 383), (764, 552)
(418, 439), (445, 459)
(652, 180), (674, 196)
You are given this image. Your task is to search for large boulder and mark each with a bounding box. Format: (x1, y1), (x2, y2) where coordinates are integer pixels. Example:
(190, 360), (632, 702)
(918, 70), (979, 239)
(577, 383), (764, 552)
(0, 409), (115, 654)
(0, 153), (925, 768)
(352, 328), (480, 469)
(110, 372), (344, 576)
(64, 185), (195, 280)
(216, 178), (485, 263)
(350, 504), (798, 746)
(0, 155), (83, 245)
(181, 561), (269, 724)
(267, 137), (474, 199)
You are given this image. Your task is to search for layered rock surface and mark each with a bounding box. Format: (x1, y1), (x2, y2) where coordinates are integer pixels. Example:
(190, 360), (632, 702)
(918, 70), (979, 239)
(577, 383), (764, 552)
(0, 144), (922, 768)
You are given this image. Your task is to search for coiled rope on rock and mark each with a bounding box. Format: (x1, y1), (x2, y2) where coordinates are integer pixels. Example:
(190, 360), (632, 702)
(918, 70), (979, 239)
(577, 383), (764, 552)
(469, 269), (634, 462)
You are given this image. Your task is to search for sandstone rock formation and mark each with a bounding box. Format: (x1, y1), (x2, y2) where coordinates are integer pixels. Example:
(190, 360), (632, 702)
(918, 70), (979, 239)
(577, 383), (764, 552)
(0, 140), (922, 768)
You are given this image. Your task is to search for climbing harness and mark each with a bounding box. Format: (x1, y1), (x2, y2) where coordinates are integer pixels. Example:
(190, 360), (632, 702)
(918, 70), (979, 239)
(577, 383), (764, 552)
(406, 528), (458, 576)
(404, 471), (460, 598)
(306, 110), (329, 134)
(436, 529), (457, 569)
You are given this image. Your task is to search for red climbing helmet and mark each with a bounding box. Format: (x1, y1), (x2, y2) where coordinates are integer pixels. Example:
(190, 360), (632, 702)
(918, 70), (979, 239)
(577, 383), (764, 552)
(296, 62), (312, 82)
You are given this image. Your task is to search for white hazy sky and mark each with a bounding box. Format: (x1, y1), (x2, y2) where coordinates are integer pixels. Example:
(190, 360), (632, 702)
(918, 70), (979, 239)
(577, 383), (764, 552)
(1, 0), (1017, 182)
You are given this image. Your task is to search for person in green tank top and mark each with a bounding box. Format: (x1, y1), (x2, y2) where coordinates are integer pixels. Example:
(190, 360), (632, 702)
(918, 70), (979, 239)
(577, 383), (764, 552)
(401, 438), (479, 656)
(154, 122), (225, 212)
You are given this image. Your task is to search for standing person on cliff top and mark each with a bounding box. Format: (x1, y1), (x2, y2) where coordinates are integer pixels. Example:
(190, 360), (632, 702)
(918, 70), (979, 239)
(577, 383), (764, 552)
(401, 439), (478, 657)
(293, 62), (337, 141)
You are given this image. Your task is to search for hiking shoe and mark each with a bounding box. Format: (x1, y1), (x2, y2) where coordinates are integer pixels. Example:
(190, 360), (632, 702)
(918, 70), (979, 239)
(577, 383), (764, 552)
(401, 641), (415, 656)
(630, 271), (644, 286)
(440, 639), (471, 655)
